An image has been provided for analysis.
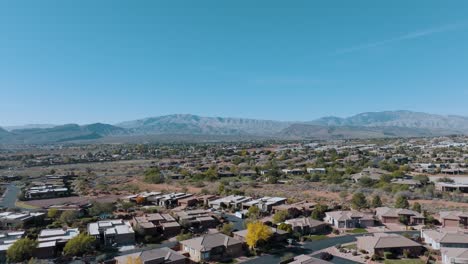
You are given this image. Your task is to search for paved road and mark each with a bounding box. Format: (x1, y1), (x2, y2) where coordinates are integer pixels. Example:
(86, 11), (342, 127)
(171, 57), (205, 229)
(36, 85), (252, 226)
(0, 183), (20, 209)
(243, 231), (419, 264)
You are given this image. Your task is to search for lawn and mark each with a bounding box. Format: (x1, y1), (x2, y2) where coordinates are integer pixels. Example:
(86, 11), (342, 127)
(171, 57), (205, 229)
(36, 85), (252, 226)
(347, 228), (368, 234)
(342, 243), (357, 250)
(384, 259), (425, 264)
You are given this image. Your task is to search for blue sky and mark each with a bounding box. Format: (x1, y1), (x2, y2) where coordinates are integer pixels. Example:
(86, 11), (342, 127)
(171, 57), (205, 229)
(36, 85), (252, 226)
(1, 1), (468, 126)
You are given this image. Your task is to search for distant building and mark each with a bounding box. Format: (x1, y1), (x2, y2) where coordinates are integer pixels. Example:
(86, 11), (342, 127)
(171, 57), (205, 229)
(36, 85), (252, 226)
(241, 196), (287, 213)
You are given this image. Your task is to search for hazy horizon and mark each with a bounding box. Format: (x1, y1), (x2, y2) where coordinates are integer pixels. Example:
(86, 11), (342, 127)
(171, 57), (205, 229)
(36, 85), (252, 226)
(2, 1), (468, 126)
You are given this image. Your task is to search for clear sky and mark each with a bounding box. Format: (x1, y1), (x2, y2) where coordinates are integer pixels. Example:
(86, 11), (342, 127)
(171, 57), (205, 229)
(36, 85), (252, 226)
(1, 1), (468, 126)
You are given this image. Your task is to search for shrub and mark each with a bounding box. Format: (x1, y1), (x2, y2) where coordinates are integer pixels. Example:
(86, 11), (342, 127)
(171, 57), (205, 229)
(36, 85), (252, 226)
(384, 251), (393, 259)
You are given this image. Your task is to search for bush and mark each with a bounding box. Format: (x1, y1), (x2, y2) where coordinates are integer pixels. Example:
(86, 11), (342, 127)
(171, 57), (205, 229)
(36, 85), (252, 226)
(320, 252), (333, 261)
(384, 251), (393, 259)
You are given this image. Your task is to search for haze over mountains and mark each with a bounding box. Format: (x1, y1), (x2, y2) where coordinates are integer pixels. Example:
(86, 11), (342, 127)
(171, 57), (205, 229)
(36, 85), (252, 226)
(1, 111), (468, 144)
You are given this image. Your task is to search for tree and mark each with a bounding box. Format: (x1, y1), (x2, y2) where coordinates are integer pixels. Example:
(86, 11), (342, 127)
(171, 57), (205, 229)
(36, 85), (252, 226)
(395, 195), (409, 209)
(60, 210), (79, 226)
(88, 202), (115, 216)
(272, 210), (289, 224)
(135, 196), (146, 204)
(143, 168), (164, 184)
(245, 221), (272, 250)
(359, 177), (375, 187)
(63, 233), (96, 256)
(414, 175), (430, 185)
(277, 223), (292, 233)
(412, 202), (422, 213)
(47, 208), (59, 219)
(247, 206), (261, 220)
(7, 238), (37, 262)
(371, 195), (382, 208)
(221, 223), (234, 235)
(351, 193), (368, 210)
(125, 256), (143, 264)
(311, 204), (328, 221)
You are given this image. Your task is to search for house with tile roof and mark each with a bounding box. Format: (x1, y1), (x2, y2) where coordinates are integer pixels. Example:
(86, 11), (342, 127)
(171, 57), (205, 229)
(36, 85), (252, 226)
(439, 211), (468, 229)
(114, 247), (187, 264)
(375, 207), (425, 226)
(357, 233), (423, 257)
(179, 233), (243, 262)
(324, 211), (375, 229)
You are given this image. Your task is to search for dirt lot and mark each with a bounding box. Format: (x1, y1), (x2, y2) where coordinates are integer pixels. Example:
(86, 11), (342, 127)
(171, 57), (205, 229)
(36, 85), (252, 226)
(20, 194), (125, 209)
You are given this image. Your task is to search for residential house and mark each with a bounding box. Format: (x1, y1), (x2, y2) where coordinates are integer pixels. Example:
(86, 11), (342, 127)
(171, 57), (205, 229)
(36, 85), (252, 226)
(421, 229), (468, 250)
(0, 231), (25, 262)
(88, 220), (135, 246)
(285, 218), (329, 235)
(177, 195), (218, 208)
(439, 211), (468, 229)
(441, 248), (468, 264)
(180, 233), (243, 262)
(0, 211), (45, 228)
(241, 196), (287, 213)
(36, 228), (79, 259)
(113, 247), (187, 264)
(174, 209), (218, 231)
(272, 201), (316, 215)
(133, 213), (180, 238)
(375, 207), (425, 226)
(324, 211), (375, 229)
(357, 233), (423, 257)
(306, 168), (326, 174)
(209, 195), (252, 210)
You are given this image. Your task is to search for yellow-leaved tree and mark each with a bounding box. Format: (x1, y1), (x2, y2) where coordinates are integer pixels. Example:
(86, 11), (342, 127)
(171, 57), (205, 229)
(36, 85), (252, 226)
(245, 221), (272, 250)
(125, 256), (142, 264)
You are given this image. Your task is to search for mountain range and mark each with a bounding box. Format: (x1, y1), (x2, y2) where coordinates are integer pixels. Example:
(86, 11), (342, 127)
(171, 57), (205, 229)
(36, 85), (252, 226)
(1, 111), (467, 144)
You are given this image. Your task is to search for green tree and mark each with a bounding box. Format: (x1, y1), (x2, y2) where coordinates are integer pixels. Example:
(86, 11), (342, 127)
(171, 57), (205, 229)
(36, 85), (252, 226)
(351, 193), (368, 210)
(221, 223), (234, 235)
(47, 208), (59, 219)
(395, 195), (409, 209)
(272, 210), (289, 224)
(143, 168), (164, 184)
(311, 204), (328, 221)
(7, 238), (37, 263)
(247, 206), (261, 220)
(63, 233), (96, 256)
(60, 210), (79, 226)
(88, 202), (115, 217)
(412, 202), (422, 213)
(277, 223), (293, 233)
(371, 195), (382, 208)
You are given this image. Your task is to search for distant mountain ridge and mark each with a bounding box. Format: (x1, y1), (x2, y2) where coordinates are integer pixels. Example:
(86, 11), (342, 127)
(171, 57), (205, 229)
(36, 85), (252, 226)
(310, 110), (468, 132)
(0, 111), (467, 144)
(116, 114), (292, 136)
